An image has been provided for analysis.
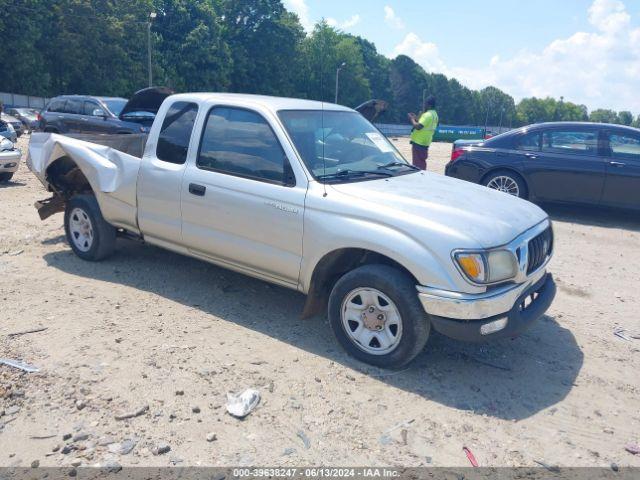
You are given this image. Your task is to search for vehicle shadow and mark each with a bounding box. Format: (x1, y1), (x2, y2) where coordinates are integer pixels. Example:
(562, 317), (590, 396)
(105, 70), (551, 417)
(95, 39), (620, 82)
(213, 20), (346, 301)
(43, 240), (583, 421)
(543, 203), (640, 232)
(0, 181), (27, 189)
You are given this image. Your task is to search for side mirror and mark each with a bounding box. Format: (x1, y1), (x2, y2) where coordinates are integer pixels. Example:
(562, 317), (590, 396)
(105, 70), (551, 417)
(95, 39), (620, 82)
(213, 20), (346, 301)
(92, 108), (107, 118)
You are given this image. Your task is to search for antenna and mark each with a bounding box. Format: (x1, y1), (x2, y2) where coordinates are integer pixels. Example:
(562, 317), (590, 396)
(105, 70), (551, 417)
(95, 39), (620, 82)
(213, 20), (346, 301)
(320, 25), (327, 198)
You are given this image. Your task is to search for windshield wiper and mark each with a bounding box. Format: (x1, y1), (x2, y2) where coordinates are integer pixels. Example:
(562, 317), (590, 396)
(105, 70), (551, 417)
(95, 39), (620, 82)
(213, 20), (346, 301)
(317, 169), (393, 181)
(378, 161), (420, 171)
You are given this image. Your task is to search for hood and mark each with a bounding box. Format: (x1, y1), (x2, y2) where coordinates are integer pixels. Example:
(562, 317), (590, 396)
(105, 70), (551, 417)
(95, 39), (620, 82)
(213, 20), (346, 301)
(1, 113), (21, 124)
(330, 172), (548, 248)
(355, 99), (388, 122)
(119, 86), (174, 119)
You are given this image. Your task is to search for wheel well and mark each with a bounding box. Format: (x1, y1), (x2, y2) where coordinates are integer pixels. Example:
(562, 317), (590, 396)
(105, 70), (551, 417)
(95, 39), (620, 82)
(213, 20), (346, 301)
(301, 248), (417, 319)
(45, 156), (93, 197)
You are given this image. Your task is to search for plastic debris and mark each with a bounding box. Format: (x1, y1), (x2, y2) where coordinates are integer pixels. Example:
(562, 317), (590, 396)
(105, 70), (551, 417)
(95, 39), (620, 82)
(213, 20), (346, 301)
(614, 329), (640, 341)
(625, 443), (640, 455)
(0, 358), (39, 373)
(225, 389), (260, 418)
(114, 404), (149, 421)
(297, 430), (311, 449)
(534, 460), (561, 473)
(463, 446), (479, 467)
(614, 329), (632, 341)
(379, 419), (415, 445)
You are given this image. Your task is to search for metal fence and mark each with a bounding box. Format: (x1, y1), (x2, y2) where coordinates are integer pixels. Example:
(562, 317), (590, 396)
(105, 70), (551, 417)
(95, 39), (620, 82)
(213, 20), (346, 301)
(376, 123), (513, 142)
(1, 92), (50, 110)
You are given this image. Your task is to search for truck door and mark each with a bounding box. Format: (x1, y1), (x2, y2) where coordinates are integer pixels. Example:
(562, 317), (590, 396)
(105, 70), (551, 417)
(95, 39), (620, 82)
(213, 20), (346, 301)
(137, 101), (199, 245)
(180, 105), (306, 287)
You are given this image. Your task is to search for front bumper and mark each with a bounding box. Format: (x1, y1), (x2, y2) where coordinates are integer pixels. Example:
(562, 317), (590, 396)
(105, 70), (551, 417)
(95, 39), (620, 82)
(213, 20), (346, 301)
(418, 270), (556, 342)
(0, 149), (21, 173)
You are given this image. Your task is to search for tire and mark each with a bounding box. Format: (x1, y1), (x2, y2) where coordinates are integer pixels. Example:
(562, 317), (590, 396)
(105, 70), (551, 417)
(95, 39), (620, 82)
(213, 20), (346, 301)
(0, 172), (14, 182)
(328, 264), (430, 369)
(483, 169), (528, 199)
(64, 195), (116, 261)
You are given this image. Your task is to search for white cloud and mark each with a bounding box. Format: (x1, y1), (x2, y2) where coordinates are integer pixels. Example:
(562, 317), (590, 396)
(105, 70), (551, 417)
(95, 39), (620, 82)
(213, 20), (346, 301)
(393, 33), (448, 74)
(384, 6), (405, 29)
(283, 0), (313, 31)
(326, 14), (361, 30)
(391, 0), (640, 113)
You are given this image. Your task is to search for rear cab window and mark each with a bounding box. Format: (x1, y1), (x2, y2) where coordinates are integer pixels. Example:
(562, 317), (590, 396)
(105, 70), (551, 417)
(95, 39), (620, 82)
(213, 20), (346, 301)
(542, 130), (598, 156)
(156, 101), (199, 165)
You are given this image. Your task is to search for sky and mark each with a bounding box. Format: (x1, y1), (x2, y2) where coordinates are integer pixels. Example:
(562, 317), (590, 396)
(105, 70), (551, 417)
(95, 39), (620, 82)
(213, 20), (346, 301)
(283, 0), (640, 114)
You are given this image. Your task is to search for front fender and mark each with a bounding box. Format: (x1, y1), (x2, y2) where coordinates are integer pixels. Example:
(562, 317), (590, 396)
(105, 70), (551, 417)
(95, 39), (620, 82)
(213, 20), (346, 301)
(299, 205), (468, 295)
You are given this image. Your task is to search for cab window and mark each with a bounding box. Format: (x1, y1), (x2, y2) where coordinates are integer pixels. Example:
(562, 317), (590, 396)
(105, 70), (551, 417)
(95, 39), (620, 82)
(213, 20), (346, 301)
(197, 106), (293, 186)
(156, 102), (199, 165)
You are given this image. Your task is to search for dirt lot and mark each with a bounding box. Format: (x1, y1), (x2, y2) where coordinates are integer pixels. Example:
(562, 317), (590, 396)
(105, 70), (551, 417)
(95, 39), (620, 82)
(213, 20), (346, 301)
(1, 134), (639, 469)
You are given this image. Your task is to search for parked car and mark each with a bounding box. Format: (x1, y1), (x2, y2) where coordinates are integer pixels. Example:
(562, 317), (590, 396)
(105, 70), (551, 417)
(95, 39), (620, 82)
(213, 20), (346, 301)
(0, 136), (21, 182)
(446, 122), (640, 211)
(0, 118), (17, 143)
(38, 87), (173, 135)
(6, 107), (40, 132)
(28, 93), (555, 368)
(1, 112), (24, 137)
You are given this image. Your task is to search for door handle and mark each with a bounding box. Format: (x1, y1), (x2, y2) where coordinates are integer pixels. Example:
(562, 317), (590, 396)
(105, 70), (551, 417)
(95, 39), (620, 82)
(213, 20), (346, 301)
(609, 161), (626, 167)
(524, 153), (538, 159)
(188, 183), (206, 196)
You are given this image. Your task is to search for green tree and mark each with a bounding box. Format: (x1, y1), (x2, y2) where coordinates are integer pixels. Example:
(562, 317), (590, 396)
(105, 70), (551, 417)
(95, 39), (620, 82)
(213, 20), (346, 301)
(388, 55), (428, 122)
(153, 0), (231, 92)
(298, 21), (371, 106)
(221, 0), (304, 96)
(618, 111), (634, 126)
(589, 108), (619, 124)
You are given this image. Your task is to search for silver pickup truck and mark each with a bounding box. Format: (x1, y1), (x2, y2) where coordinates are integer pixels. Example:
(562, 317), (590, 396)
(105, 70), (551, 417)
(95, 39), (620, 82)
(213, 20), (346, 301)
(28, 93), (556, 368)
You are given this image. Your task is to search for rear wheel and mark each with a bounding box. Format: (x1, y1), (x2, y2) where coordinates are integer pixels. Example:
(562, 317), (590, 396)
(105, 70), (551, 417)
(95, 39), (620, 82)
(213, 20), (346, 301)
(328, 264), (430, 369)
(0, 172), (14, 182)
(483, 170), (528, 199)
(64, 195), (116, 261)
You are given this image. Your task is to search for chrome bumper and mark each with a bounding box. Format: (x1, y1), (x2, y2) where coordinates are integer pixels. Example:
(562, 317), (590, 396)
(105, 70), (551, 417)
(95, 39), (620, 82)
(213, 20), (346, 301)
(417, 266), (548, 320)
(0, 149), (21, 172)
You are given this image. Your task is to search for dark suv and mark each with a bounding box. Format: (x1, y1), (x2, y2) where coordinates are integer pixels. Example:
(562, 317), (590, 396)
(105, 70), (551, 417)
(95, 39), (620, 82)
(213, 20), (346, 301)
(39, 94), (156, 135)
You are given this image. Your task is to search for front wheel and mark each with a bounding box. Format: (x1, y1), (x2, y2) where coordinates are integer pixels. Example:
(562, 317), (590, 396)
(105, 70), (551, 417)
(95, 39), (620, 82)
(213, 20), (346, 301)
(0, 172), (14, 182)
(64, 195), (116, 261)
(328, 264), (430, 369)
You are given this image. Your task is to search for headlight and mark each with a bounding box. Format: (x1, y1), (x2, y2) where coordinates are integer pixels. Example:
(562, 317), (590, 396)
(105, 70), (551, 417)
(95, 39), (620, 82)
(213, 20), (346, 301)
(454, 249), (518, 284)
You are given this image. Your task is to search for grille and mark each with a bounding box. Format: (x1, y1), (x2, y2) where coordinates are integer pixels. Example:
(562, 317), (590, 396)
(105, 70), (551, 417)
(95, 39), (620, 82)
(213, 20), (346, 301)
(527, 227), (553, 274)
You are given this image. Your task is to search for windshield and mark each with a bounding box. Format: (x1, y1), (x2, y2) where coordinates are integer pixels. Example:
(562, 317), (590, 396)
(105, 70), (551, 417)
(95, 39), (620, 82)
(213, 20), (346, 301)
(278, 110), (415, 182)
(102, 99), (127, 116)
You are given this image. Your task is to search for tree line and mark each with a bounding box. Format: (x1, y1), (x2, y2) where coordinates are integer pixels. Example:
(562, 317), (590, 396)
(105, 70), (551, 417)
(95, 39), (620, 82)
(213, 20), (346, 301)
(2, 0), (639, 128)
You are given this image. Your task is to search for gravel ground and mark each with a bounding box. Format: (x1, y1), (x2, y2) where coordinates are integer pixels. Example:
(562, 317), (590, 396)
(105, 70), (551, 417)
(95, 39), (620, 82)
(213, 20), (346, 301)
(0, 134), (639, 469)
